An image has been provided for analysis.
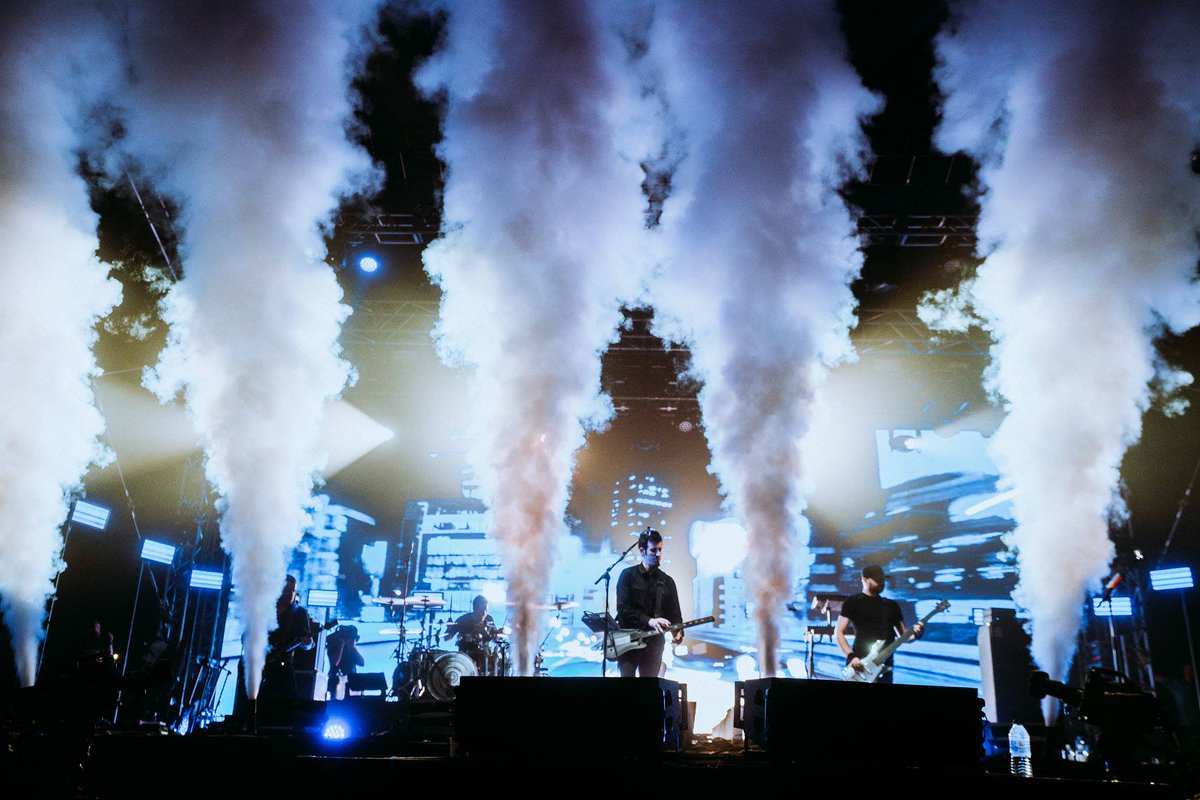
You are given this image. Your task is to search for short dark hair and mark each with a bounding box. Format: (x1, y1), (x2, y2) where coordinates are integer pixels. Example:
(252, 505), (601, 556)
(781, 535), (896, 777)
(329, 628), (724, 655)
(472, 594), (488, 610)
(637, 528), (663, 551)
(861, 564), (885, 583)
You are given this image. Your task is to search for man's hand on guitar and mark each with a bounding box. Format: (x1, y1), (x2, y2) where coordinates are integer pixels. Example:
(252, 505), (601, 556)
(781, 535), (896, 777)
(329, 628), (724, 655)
(847, 656), (865, 672)
(912, 622), (925, 638)
(649, 617), (671, 633)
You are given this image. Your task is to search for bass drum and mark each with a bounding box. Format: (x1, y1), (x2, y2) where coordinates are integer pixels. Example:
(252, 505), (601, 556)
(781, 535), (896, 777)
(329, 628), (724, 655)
(426, 650), (477, 700)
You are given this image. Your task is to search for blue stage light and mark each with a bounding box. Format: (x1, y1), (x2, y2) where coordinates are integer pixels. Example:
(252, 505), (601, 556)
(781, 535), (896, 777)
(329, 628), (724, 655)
(189, 570), (224, 590)
(140, 540), (177, 565)
(72, 499), (110, 530)
(1091, 597), (1133, 617)
(1150, 567), (1194, 592)
(322, 718), (351, 741)
(307, 589), (338, 608)
(357, 255), (379, 273)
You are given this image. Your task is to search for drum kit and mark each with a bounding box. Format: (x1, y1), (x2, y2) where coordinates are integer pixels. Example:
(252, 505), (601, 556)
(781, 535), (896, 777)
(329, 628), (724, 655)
(372, 593), (513, 701)
(370, 594), (582, 699)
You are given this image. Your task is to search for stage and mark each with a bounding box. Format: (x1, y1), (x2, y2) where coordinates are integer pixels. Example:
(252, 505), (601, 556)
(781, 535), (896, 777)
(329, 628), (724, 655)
(2, 677), (1196, 798)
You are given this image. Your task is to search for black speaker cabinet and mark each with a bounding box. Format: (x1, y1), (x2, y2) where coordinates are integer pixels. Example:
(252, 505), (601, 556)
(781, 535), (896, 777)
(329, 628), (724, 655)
(736, 678), (984, 767)
(453, 676), (682, 758)
(978, 608), (1042, 725)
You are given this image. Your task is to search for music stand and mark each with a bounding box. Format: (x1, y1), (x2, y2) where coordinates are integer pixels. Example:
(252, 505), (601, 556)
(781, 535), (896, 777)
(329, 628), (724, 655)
(582, 612), (619, 634)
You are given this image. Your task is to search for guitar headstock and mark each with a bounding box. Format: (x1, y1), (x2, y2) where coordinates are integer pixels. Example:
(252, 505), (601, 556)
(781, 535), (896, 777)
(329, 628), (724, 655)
(934, 599), (950, 614)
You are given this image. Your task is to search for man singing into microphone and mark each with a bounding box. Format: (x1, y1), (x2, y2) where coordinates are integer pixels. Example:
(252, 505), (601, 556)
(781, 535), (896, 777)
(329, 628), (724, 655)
(615, 528), (683, 678)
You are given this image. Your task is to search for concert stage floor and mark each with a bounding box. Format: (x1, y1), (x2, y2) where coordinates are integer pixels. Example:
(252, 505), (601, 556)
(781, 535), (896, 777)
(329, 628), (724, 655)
(3, 731), (1192, 799)
(4, 677), (1197, 798)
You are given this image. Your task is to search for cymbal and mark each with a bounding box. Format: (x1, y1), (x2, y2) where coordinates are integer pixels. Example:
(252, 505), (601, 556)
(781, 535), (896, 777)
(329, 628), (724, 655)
(370, 595), (447, 607)
(540, 600), (578, 611)
(402, 595), (447, 607)
(506, 600), (579, 610)
(376, 627), (418, 636)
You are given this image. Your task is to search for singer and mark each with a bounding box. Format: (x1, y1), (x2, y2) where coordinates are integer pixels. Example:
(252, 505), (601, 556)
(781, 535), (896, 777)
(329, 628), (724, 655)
(615, 528), (683, 678)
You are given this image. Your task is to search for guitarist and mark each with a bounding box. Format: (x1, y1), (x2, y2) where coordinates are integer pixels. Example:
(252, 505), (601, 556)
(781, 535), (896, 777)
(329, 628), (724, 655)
(615, 528), (683, 678)
(261, 575), (315, 700)
(835, 564), (923, 684)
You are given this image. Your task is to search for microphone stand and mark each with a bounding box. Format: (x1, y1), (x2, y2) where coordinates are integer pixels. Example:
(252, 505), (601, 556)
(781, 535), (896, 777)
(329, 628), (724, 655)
(595, 539), (640, 678)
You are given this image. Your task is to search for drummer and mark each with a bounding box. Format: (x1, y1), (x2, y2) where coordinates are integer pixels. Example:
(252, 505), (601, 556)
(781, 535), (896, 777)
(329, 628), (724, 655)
(444, 594), (496, 660)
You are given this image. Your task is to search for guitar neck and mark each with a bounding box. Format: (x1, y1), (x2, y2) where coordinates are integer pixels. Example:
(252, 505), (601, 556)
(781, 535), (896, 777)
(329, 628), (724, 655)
(630, 616), (715, 641)
(874, 605), (944, 663)
(668, 616), (714, 634)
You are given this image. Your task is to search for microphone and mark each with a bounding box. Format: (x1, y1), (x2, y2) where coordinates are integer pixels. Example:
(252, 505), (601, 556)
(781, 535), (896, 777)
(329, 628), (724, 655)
(1101, 573), (1123, 603)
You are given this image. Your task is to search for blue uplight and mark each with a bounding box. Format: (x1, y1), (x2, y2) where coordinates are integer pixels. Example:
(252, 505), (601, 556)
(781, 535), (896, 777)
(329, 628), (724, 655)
(1150, 567), (1194, 592)
(307, 589), (338, 608)
(1092, 597), (1133, 617)
(189, 570), (224, 590)
(322, 718), (351, 741)
(72, 499), (110, 530)
(358, 256), (379, 274)
(140, 540), (177, 565)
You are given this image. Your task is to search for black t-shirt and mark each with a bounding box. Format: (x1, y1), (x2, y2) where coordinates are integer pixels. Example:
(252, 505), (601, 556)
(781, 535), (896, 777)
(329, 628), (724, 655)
(840, 593), (903, 660)
(453, 611), (495, 645)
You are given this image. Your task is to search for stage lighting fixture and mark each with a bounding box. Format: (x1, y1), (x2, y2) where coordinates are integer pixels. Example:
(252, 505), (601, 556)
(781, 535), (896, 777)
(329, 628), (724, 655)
(322, 718), (351, 741)
(1031, 667), (1157, 776)
(1149, 566), (1194, 591)
(72, 499), (110, 530)
(189, 570), (224, 590)
(1091, 597), (1132, 617)
(140, 540), (177, 565)
(357, 255), (379, 273)
(307, 589), (338, 608)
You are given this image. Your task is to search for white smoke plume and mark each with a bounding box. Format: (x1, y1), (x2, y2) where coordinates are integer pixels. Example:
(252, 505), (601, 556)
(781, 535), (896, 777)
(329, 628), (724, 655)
(932, 1), (1200, 680)
(417, 0), (652, 674)
(119, 0), (380, 697)
(0, 2), (122, 686)
(645, 1), (878, 675)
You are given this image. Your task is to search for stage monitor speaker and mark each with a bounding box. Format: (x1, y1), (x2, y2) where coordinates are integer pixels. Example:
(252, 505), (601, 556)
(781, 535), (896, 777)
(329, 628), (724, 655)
(736, 678), (983, 767)
(453, 676), (682, 758)
(346, 672), (388, 695)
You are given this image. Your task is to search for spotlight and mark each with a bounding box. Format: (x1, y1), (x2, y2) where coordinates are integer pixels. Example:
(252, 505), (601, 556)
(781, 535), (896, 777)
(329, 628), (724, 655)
(72, 499), (110, 530)
(322, 718), (351, 741)
(357, 255), (379, 274)
(189, 570), (224, 590)
(1149, 566), (1194, 591)
(1091, 597), (1132, 617)
(307, 589), (338, 608)
(139, 540), (177, 565)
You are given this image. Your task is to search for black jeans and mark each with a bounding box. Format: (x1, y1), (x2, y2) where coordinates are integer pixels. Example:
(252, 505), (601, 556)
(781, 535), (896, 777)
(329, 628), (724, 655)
(617, 635), (665, 678)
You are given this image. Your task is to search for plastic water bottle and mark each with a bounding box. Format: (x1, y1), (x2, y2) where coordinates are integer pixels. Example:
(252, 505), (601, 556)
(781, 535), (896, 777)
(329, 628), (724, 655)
(1009, 722), (1033, 777)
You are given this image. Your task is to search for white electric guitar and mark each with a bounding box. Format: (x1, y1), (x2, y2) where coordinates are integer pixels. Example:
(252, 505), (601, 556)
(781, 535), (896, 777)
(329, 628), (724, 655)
(603, 616), (714, 660)
(841, 599), (949, 683)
